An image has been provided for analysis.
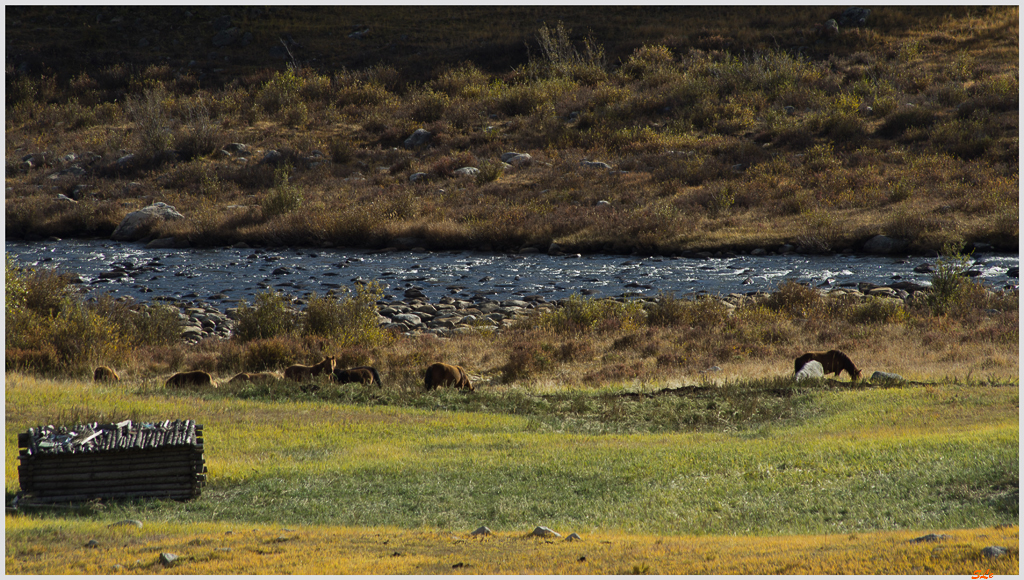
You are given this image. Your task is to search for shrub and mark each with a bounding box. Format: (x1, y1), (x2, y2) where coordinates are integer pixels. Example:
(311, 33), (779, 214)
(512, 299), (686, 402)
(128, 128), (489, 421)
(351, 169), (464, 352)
(257, 69), (303, 115)
(261, 166), (303, 217)
(244, 337), (300, 371)
(124, 87), (172, 158)
(234, 291), (297, 342)
(303, 282), (389, 348)
(925, 244), (974, 316)
(646, 293), (730, 328)
(174, 100), (219, 160)
(760, 280), (822, 318)
(541, 294), (645, 335)
(500, 335), (556, 383)
(849, 297), (908, 324)
(530, 21), (606, 84)
(876, 108), (938, 138)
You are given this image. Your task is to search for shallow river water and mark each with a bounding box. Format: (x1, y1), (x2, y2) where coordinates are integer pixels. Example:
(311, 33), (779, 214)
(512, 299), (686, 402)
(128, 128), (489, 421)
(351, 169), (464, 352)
(6, 239), (1019, 311)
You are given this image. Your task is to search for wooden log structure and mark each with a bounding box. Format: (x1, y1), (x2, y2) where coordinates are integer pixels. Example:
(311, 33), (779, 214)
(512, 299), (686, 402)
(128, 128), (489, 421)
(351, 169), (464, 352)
(17, 419), (206, 505)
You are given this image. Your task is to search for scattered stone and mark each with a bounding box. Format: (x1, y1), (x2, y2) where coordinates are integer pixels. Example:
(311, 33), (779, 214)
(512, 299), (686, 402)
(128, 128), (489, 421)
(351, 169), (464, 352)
(862, 235), (908, 255)
(260, 150), (284, 165)
(159, 552), (178, 566)
(109, 519), (144, 529)
(795, 360), (824, 381)
(909, 534), (949, 543)
(566, 533), (582, 542)
(531, 526), (561, 538)
(409, 172), (427, 183)
(580, 159), (612, 170)
(453, 166), (479, 177)
(501, 152), (532, 165)
(85, 539), (100, 548)
(111, 202), (185, 242)
(981, 546), (1007, 559)
(871, 371), (904, 382)
(404, 129), (432, 149)
(470, 526), (492, 536)
(913, 263), (934, 274)
(596, 200), (611, 208)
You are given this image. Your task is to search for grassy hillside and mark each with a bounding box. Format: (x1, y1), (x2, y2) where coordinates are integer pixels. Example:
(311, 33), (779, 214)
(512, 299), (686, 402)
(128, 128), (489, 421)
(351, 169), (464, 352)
(5, 6), (1018, 253)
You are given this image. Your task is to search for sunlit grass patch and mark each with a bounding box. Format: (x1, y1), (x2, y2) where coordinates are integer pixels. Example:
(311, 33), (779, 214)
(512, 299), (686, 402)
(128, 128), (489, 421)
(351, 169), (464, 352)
(6, 373), (1017, 538)
(4, 516), (1018, 575)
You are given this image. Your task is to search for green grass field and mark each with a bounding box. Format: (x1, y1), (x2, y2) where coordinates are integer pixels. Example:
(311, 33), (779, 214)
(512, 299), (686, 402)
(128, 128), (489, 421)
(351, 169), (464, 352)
(6, 374), (1016, 537)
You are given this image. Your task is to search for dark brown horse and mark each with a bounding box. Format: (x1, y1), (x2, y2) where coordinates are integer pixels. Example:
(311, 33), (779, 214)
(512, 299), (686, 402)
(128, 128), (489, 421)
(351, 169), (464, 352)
(93, 366), (120, 382)
(333, 366), (382, 386)
(284, 356), (337, 382)
(166, 370), (216, 389)
(228, 371), (281, 384)
(424, 363), (473, 391)
(794, 350), (861, 380)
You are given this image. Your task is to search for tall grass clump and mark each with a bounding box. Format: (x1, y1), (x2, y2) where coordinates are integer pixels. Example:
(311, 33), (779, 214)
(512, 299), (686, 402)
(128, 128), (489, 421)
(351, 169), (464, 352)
(234, 291), (297, 341)
(303, 282), (391, 347)
(540, 294), (645, 335)
(925, 243), (977, 316)
(261, 166), (303, 217)
(4, 258), (144, 374)
(528, 21), (606, 84)
(124, 87), (172, 159)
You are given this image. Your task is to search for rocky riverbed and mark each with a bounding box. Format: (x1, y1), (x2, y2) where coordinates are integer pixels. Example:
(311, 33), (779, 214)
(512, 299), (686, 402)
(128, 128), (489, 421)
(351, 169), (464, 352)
(164, 280), (1008, 344)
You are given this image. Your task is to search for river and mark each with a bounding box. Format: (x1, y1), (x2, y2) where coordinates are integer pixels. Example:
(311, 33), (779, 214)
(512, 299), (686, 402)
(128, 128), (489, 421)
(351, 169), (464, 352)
(6, 239), (1019, 310)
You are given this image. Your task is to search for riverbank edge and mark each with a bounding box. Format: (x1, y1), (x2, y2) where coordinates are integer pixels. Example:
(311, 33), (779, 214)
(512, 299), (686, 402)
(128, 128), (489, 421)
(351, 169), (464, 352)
(9, 232), (1018, 261)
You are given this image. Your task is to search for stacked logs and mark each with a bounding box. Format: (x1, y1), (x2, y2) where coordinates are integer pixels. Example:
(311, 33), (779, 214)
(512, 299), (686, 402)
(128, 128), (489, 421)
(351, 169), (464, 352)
(17, 420), (206, 504)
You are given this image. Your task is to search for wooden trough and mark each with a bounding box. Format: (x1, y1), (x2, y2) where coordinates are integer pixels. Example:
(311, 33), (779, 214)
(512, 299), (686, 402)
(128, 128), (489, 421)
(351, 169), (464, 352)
(17, 419), (206, 505)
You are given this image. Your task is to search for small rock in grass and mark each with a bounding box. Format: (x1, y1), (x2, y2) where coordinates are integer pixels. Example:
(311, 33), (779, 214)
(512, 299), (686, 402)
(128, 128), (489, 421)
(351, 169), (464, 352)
(109, 519), (143, 529)
(159, 553), (178, 566)
(532, 526), (561, 538)
(982, 546), (1007, 559)
(471, 526), (492, 536)
(566, 532), (582, 542)
(909, 534), (949, 543)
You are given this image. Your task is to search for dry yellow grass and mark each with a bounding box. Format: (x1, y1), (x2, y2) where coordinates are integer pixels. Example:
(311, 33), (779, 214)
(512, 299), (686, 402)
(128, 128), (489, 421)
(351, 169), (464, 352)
(5, 516), (1017, 575)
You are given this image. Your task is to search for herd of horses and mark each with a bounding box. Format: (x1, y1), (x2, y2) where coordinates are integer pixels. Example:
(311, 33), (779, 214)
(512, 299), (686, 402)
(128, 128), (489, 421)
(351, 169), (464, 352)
(93, 360), (473, 391)
(92, 350), (860, 391)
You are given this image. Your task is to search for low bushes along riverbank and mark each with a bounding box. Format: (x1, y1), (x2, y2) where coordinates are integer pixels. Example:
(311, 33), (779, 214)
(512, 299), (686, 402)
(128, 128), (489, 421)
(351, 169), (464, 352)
(6, 249), (1018, 386)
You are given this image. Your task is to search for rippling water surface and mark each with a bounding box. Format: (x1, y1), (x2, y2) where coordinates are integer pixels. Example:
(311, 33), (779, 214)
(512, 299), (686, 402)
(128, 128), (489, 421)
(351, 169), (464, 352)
(6, 240), (1018, 311)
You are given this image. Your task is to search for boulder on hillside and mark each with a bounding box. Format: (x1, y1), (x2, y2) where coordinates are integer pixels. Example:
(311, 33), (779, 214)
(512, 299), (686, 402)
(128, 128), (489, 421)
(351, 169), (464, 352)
(404, 129), (432, 149)
(111, 202), (185, 242)
(862, 235), (908, 255)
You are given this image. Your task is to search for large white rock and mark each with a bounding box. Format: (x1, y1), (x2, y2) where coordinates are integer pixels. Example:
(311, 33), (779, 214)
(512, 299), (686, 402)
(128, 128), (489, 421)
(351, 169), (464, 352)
(111, 202), (184, 241)
(795, 360), (825, 381)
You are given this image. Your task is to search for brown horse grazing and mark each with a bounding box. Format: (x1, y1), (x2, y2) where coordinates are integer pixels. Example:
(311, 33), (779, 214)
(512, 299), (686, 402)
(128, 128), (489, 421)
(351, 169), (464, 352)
(424, 363), (473, 391)
(228, 372), (281, 384)
(333, 366), (382, 386)
(93, 366), (120, 382)
(284, 357), (337, 382)
(166, 370), (216, 389)
(794, 350), (862, 380)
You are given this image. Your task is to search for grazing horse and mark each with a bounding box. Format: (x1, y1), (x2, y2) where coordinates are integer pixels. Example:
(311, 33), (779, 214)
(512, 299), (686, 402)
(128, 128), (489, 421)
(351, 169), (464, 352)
(333, 366), (382, 386)
(284, 356), (337, 382)
(794, 350), (861, 380)
(424, 363), (473, 391)
(93, 366), (120, 382)
(166, 370), (216, 389)
(228, 372), (281, 384)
